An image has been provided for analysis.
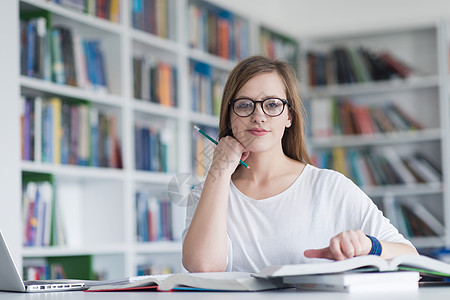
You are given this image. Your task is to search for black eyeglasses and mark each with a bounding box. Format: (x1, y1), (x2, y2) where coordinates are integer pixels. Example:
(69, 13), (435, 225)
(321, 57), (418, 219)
(229, 97), (289, 117)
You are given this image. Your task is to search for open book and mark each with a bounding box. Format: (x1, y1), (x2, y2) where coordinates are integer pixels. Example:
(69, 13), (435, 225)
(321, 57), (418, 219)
(86, 272), (288, 292)
(254, 254), (450, 278)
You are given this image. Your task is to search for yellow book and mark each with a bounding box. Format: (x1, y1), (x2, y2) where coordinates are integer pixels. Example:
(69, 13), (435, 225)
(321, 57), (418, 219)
(156, 0), (168, 38)
(110, 0), (120, 23)
(50, 97), (62, 164)
(332, 147), (349, 178)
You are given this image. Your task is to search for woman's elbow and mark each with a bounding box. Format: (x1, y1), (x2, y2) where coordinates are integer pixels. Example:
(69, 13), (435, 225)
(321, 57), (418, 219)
(182, 257), (227, 273)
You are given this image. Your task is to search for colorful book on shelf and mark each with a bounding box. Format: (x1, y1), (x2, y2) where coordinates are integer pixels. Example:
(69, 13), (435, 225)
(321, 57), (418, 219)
(134, 123), (175, 172)
(399, 202), (445, 238)
(22, 172), (54, 247)
(308, 46), (415, 85)
(188, 1), (249, 60)
(190, 61), (213, 114)
(260, 27), (298, 70)
(20, 11), (52, 80)
(86, 272), (288, 292)
(136, 191), (174, 242)
(132, 0), (167, 37)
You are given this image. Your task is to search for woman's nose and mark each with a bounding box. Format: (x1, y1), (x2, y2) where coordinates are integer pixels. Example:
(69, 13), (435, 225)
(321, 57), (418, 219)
(250, 103), (267, 122)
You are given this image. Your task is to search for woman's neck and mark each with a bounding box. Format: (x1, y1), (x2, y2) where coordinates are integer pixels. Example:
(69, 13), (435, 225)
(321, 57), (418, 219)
(232, 150), (302, 184)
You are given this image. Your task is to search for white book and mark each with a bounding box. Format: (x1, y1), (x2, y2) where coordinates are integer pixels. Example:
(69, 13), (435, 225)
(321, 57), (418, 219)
(294, 280), (418, 293)
(282, 270), (419, 287)
(311, 98), (333, 138)
(254, 254), (450, 278)
(39, 181), (53, 247)
(72, 32), (90, 89)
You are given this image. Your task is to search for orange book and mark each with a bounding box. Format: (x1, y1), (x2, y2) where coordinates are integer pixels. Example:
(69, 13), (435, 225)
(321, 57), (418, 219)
(108, 114), (118, 168)
(159, 63), (172, 107)
(218, 19), (229, 59)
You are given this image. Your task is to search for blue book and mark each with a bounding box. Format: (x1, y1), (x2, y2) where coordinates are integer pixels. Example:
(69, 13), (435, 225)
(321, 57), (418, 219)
(141, 127), (150, 170)
(83, 39), (95, 87)
(90, 108), (99, 167)
(26, 20), (36, 77)
(134, 125), (143, 170)
(51, 28), (66, 84)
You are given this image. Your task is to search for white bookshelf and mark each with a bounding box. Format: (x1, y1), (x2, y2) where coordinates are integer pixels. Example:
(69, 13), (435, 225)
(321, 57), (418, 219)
(303, 22), (450, 249)
(5, 0), (300, 279)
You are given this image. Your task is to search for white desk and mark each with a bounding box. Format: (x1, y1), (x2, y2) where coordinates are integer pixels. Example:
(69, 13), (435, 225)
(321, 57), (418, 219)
(1, 287), (450, 300)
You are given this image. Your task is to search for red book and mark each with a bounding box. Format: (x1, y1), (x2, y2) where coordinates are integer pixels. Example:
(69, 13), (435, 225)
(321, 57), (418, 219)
(380, 52), (412, 78)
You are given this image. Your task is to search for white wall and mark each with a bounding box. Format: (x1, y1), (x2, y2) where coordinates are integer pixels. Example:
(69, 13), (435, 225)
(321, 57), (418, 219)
(210, 0), (450, 38)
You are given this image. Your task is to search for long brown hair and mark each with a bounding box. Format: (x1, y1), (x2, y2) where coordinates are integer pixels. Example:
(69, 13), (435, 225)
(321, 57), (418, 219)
(218, 55), (312, 164)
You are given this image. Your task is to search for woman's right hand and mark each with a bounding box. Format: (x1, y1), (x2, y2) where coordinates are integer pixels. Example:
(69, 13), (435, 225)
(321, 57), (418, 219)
(209, 136), (249, 178)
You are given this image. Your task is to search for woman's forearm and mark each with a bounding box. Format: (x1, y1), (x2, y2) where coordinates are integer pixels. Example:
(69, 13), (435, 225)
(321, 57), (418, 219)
(182, 171), (231, 272)
(380, 241), (419, 259)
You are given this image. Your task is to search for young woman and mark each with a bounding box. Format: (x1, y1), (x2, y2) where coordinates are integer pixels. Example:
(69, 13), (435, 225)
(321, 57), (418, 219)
(182, 56), (418, 273)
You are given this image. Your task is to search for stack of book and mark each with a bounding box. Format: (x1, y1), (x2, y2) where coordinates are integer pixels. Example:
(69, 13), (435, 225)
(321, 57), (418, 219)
(254, 254), (450, 293)
(310, 98), (423, 138)
(20, 13), (109, 92)
(21, 96), (122, 168)
(135, 191), (174, 242)
(308, 46), (414, 86)
(134, 122), (176, 173)
(47, 0), (121, 23)
(189, 61), (227, 116)
(259, 27), (298, 72)
(313, 148), (442, 187)
(188, 0), (250, 61)
(131, 0), (169, 38)
(133, 56), (177, 107)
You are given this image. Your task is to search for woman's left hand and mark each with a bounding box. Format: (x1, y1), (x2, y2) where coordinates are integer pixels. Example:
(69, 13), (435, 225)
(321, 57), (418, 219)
(303, 230), (373, 261)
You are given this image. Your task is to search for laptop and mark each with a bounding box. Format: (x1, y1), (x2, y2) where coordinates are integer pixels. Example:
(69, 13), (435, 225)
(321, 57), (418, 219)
(0, 231), (86, 292)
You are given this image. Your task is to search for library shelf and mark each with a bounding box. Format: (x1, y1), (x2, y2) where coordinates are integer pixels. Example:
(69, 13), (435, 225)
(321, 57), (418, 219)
(303, 21), (450, 248)
(22, 244), (127, 258)
(20, 76), (123, 106)
(307, 75), (440, 98)
(21, 161), (125, 181)
(9, 0), (301, 279)
(309, 128), (442, 149)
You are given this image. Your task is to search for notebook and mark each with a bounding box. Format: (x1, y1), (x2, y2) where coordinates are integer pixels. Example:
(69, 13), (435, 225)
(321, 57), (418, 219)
(0, 231), (86, 293)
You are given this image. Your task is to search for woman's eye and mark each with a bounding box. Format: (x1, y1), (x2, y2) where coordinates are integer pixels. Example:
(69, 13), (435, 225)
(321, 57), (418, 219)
(266, 102), (278, 108)
(238, 102), (251, 108)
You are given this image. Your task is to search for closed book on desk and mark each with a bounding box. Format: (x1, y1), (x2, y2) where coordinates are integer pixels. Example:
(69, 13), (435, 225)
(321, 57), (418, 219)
(86, 272), (288, 292)
(283, 271), (419, 293)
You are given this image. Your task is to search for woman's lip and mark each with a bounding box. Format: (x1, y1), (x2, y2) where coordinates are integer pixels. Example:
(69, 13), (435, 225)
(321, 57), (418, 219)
(248, 128), (268, 132)
(247, 129), (269, 136)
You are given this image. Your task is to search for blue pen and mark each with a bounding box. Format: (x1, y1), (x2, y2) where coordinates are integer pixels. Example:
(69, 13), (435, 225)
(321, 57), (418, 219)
(194, 125), (250, 169)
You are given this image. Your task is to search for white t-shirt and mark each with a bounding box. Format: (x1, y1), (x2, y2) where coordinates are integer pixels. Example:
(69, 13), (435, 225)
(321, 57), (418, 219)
(182, 164), (412, 273)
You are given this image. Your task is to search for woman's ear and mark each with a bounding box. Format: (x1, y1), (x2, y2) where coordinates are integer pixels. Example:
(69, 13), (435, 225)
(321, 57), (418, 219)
(286, 110), (292, 128)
